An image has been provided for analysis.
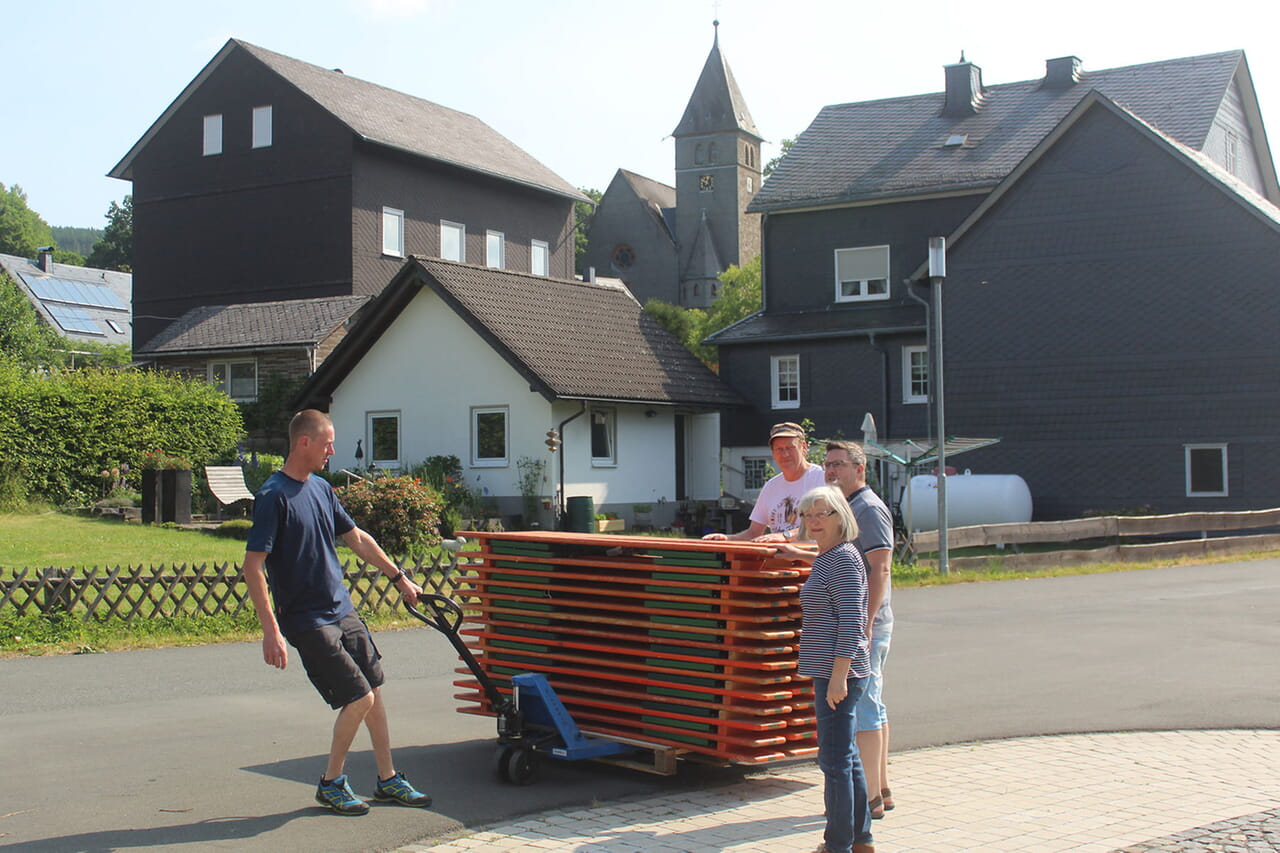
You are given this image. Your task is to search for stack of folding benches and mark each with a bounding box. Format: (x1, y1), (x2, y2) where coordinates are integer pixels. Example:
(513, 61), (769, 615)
(451, 530), (817, 767)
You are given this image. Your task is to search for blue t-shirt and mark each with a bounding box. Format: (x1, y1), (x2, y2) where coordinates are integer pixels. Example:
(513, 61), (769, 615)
(246, 471), (357, 636)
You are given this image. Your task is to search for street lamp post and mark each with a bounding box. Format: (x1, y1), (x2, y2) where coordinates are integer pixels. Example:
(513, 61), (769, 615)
(928, 236), (949, 576)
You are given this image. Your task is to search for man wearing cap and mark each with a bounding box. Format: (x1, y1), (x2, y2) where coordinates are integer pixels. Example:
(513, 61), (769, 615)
(704, 422), (826, 542)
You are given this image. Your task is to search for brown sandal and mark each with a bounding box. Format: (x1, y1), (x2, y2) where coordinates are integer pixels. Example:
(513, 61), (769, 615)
(881, 787), (895, 811)
(869, 794), (885, 819)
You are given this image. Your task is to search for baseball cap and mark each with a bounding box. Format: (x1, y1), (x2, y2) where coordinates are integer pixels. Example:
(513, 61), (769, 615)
(769, 422), (805, 443)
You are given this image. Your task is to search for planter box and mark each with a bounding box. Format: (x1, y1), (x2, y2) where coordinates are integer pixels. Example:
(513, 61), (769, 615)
(596, 518), (625, 533)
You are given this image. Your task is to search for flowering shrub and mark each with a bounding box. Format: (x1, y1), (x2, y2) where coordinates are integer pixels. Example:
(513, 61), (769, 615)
(140, 449), (194, 470)
(409, 455), (482, 536)
(336, 474), (442, 558)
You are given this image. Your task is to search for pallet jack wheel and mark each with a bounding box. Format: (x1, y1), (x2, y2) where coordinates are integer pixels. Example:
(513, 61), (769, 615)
(496, 745), (538, 785)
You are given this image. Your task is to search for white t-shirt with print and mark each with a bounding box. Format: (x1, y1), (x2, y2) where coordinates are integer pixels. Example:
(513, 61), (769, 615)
(749, 465), (827, 533)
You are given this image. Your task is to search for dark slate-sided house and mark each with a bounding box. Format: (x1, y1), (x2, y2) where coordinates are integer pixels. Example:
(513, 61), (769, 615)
(711, 51), (1280, 518)
(112, 38), (586, 398)
(584, 25), (762, 308)
(295, 257), (744, 524)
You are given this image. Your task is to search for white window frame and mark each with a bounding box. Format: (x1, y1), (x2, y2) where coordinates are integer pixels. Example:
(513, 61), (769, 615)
(834, 245), (890, 302)
(251, 105), (273, 149)
(382, 207), (404, 257)
(486, 230), (505, 269)
(771, 354), (800, 409)
(202, 114), (223, 156)
(367, 411), (402, 470)
(590, 407), (617, 467)
(441, 220), (465, 262)
(1185, 444), (1228, 497)
(530, 239), (549, 276)
(471, 406), (509, 467)
(903, 345), (929, 404)
(208, 359), (257, 401)
(743, 456), (769, 491)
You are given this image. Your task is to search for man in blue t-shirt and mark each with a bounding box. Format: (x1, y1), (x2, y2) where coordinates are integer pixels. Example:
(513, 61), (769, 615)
(244, 409), (429, 816)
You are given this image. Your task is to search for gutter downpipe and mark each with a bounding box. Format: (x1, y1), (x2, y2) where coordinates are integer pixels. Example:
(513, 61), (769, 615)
(905, 280), (933, 448)
(556, 401), (588, 529)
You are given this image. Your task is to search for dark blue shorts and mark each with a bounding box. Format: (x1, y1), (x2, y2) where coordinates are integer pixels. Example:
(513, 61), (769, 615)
(288, 613), (385, 710)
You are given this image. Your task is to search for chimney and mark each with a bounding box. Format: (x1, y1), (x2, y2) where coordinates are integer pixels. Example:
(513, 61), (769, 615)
(942, 54), (985, 117)
(1044, 56), (1082, 88)
(37, 246), (54, 272)
(586, 266), (596, 283)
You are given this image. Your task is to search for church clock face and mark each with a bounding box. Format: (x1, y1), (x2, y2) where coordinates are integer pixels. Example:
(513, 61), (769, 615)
(699, 174), (715, 192)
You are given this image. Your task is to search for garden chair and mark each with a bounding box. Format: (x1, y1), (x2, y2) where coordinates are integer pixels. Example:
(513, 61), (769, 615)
(205, 465), (255, 519)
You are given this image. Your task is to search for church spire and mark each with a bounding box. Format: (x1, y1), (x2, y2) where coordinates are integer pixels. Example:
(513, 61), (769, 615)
(672, 25), (760, 140)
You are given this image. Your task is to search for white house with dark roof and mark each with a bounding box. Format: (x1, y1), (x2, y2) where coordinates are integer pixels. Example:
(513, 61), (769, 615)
(296, 257), (746, 525)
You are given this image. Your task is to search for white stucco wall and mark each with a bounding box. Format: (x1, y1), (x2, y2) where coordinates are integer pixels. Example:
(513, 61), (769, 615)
(328, 287), (554, 502)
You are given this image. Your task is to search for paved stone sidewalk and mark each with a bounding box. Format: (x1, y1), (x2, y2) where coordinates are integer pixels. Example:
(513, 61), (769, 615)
(396, 730), (1280, 852)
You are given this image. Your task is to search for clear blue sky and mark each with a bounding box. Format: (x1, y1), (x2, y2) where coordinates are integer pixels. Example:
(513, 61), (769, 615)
(7, 0), (1280, 228)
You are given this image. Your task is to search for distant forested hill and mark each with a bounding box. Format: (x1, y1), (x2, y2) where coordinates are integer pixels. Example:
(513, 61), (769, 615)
(51, 226), (102, 257)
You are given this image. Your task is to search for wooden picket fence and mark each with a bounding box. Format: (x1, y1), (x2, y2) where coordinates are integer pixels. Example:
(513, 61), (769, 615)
(0, 553), (464, 622)
(906, 507), (1280, 571)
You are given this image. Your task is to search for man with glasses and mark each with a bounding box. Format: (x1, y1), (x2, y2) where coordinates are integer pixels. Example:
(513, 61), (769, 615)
(704, 422), (826, 542)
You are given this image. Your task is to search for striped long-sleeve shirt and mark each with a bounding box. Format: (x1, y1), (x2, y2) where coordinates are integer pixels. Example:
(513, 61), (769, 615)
(797, 541), (870, 680)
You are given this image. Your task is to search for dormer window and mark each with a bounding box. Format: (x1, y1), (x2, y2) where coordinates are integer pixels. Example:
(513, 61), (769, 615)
(834, 245), (890, 302)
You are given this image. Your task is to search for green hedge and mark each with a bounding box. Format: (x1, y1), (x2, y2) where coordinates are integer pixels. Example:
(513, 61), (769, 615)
(0, 362), (245, 506)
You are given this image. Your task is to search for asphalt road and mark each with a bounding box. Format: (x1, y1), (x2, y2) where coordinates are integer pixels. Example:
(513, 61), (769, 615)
(1, 558), (1276, 852)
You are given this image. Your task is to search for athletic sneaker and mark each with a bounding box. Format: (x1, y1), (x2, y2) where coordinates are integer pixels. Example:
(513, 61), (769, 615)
(315, 775), (369, 815)
(372, 771), (432, 807)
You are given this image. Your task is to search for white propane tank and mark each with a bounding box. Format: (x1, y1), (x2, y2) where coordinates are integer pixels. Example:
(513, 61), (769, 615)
(901, 473), (1032, 532)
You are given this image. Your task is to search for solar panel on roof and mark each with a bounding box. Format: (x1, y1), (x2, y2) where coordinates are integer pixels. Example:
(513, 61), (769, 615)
(45, 305), (104, 336)
(24, 275), (126, 310)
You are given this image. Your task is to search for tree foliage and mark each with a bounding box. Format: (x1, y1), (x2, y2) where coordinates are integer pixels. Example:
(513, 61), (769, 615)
(51, 226), (103, 258)
(574, 187), (602, 276)
(763, 138), (796, 179)
(85, 196), (133, 272)
(0, 270), (63, 368)
(0, 183), (55, 258)
(0, 363), (244, 505)
(336, 475), (442, 559)
(643, 255), (762, 369)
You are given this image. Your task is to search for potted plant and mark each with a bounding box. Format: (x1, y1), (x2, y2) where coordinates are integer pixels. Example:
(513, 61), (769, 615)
(140, 449), (194, 525)
(595, 512), (625, 533)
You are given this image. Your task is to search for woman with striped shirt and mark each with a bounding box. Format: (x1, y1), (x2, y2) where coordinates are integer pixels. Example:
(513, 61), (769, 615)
(796, 485), (875, 853)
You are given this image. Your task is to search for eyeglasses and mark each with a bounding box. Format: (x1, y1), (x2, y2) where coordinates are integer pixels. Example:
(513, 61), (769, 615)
(823, 459), (863, 469)
(801, 509), (837, 521)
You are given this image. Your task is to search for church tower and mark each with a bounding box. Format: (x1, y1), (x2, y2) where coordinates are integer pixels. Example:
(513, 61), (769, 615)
(672, 22), (763, 308)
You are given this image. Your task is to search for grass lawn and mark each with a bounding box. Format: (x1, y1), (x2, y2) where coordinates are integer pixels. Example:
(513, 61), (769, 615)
(1, 510), (250, 573)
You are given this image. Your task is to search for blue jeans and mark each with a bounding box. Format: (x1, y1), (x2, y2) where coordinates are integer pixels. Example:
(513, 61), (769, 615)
(814, 676), (873, 852)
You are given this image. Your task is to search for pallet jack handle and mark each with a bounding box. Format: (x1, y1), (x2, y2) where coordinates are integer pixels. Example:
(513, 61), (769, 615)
(404, 595), (522, 733)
